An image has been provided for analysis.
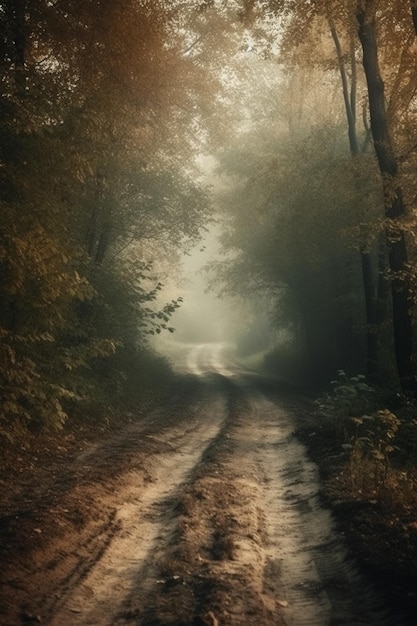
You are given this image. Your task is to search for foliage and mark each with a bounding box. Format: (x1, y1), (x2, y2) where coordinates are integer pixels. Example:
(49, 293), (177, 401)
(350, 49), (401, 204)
(316, 371), (417, 504)
(0, 0), (220, 443)
(315, 370), (376, 430)
(340, 407), (417, 507)
(344, 409), (401, 492)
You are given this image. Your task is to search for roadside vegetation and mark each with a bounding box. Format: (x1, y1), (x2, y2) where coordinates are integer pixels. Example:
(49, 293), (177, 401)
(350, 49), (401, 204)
(315, 371), (417, 506)
(296, 372), (417, 615)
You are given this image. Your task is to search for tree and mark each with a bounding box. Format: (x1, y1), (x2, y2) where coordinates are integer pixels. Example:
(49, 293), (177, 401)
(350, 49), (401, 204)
(356, 0), (415, 390)
(0, 0), (219, 440)
(208, 53), (384, 384)
(236, 0), (417, 390)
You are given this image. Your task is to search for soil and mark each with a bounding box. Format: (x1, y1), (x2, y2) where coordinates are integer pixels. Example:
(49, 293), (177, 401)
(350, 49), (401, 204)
(0, 344), (416, 626)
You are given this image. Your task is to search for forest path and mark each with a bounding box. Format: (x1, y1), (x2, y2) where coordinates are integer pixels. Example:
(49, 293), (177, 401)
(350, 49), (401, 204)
(0, 343), (403, 625)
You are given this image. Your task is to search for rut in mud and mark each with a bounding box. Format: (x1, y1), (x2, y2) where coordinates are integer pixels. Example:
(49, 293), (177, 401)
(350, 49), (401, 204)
(48, 386), (228, 626)
(111, 379), (398, 626)
(0, 343), (409, 625)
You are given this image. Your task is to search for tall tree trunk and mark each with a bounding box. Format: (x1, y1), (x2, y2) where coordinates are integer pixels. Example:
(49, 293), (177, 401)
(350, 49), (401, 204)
(329, 19), (359, 155)
(329, 16), (379, 378)
(360, 249), (378, 376)
(410, 0), (417, 35)
(357, 2), (415, 391)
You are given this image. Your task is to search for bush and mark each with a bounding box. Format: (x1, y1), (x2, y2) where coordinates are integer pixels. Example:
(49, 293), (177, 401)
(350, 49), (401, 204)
(316, 371), (417, 506)
(315, 370), (377, 438)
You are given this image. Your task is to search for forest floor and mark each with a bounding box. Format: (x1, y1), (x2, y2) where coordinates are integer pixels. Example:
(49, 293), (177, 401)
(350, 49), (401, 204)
(0, 354), (417, 625)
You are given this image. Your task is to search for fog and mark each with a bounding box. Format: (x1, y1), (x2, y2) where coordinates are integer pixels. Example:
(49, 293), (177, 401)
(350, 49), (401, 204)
(153, 218), (291, 379)
(152, 151), (277, 370)
(153, 228), (243, 355)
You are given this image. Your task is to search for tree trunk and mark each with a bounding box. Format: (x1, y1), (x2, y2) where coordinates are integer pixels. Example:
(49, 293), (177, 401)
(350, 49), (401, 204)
(360, 249), (378, 377)
(410, 0), (417, 35)
(329, 16), (379, 378)
(329, 19), (359, 155)
(357, 2), (415, 391)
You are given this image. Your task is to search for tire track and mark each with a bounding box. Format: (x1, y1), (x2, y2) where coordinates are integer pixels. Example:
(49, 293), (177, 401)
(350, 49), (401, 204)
(43, 343), (407, 625)
(47, 390), (227, 626)
(245, 389), (402, 626)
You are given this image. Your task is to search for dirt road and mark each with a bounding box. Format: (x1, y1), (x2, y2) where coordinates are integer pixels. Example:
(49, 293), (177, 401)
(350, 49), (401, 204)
(0, 343), (406, 625)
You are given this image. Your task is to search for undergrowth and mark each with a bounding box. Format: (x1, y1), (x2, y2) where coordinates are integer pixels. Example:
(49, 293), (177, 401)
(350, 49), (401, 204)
(315, 370), (417, 508)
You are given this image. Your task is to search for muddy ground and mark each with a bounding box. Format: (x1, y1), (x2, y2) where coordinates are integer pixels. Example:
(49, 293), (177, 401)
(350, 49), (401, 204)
(0, 369), (416, 626)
